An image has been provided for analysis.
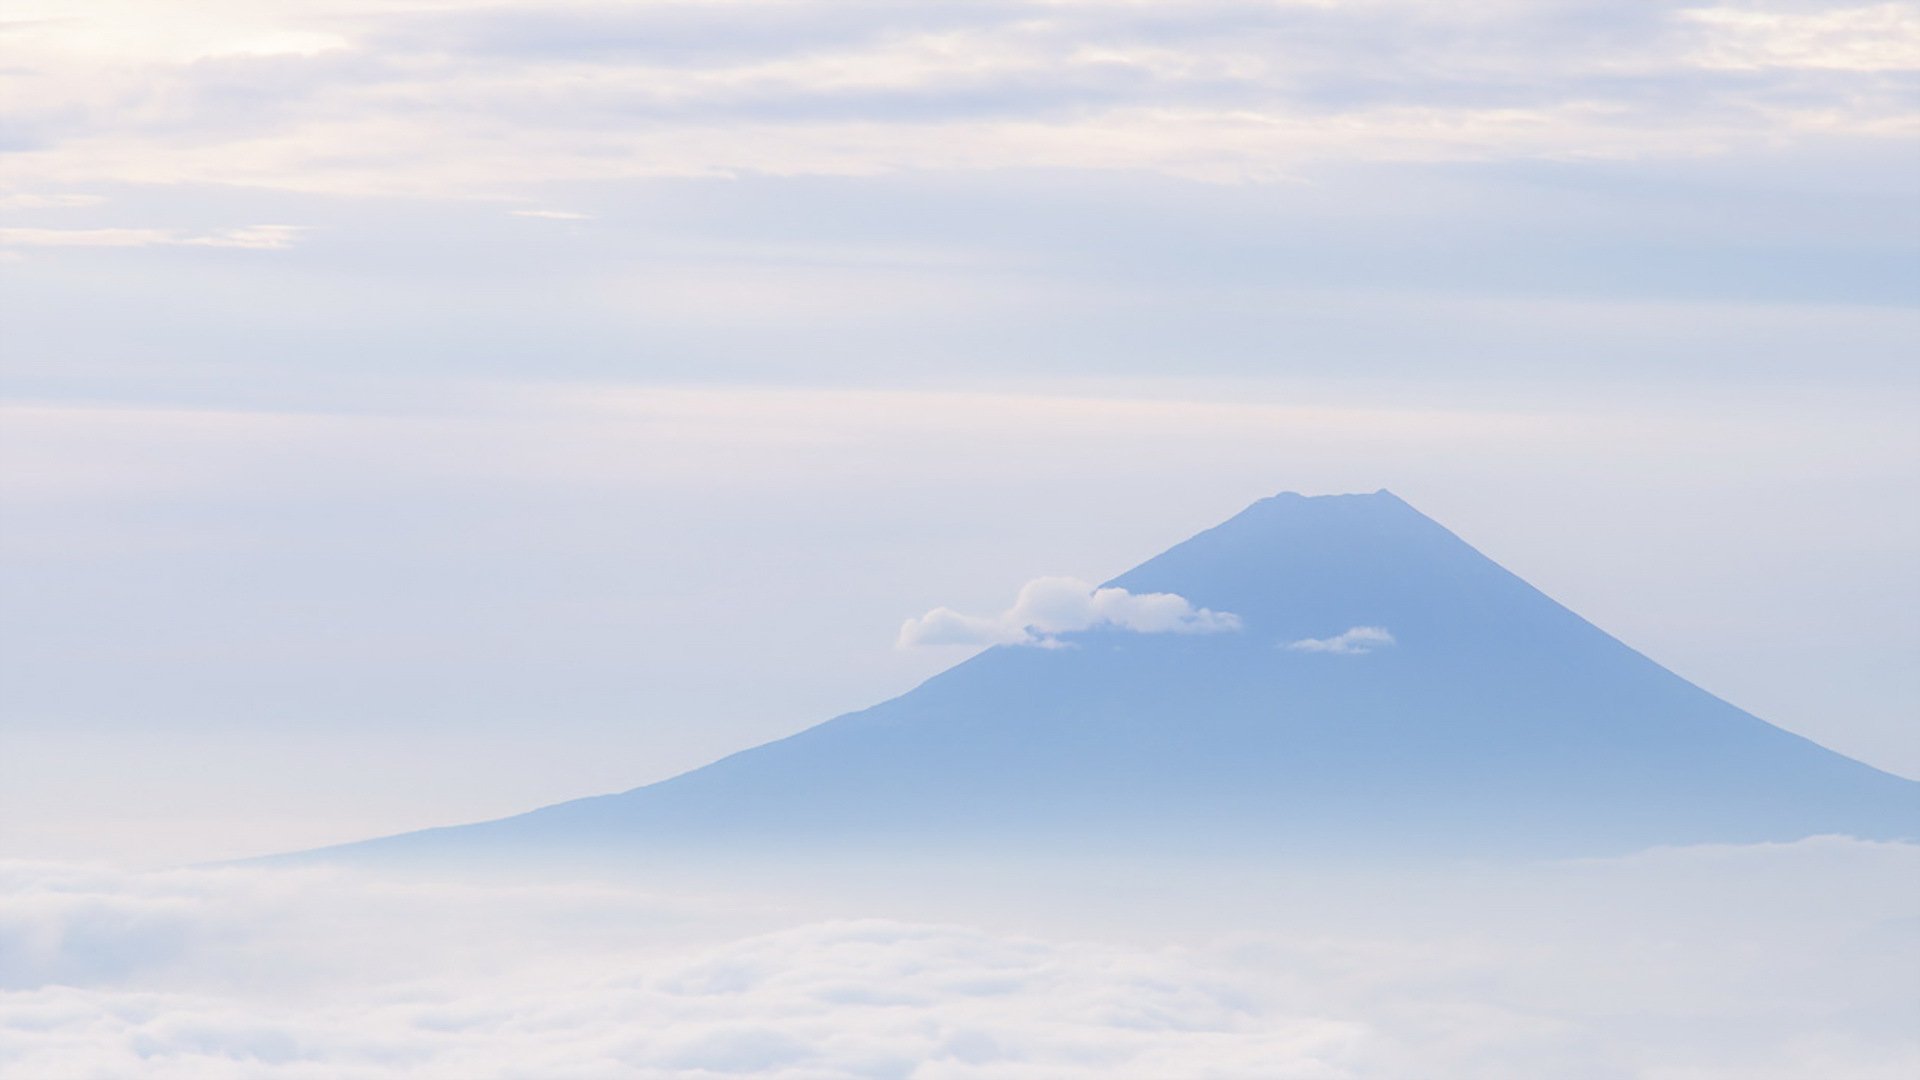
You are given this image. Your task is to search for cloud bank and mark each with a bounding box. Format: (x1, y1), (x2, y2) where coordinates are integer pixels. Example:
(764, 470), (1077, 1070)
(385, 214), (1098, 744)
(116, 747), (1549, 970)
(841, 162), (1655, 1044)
(4, 2), (1917, 197)
(2, 840), (1916, 1078)
(1286, 626), (1396, 655)
(898, 576), (1241, 648)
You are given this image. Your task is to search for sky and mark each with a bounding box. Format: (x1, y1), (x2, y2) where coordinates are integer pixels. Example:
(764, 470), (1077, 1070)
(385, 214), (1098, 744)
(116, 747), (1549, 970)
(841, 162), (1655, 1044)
(1, 0), (1917, 864)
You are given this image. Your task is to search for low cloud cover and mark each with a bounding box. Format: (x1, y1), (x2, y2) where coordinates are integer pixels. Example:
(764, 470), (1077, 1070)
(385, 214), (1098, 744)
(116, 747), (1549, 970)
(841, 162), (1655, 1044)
(898, 576), (1241, 648)
(2, 840), (1916, 1078)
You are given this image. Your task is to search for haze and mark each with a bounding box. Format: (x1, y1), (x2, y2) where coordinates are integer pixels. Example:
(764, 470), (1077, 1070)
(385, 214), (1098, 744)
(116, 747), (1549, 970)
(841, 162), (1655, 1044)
(4, 0), (1916, 865)
(1, 6), (1916, 1077)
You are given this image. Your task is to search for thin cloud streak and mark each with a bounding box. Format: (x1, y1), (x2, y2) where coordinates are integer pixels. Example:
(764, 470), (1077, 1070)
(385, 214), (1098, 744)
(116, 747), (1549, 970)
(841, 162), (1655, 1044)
(0, 225), (307, 250)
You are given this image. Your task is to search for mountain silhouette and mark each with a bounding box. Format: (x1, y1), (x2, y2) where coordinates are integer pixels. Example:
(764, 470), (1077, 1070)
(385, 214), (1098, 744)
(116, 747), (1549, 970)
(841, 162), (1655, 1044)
(311, 491), (1918, 861)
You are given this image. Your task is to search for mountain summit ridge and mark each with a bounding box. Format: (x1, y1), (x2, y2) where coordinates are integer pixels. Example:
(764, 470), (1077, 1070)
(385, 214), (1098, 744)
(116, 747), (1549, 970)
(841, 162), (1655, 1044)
(307, 490), (1918, 862)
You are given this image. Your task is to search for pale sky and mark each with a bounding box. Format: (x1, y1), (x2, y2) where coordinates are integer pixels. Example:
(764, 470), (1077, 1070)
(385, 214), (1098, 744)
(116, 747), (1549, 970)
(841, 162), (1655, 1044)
(2, 0), (1916, 863)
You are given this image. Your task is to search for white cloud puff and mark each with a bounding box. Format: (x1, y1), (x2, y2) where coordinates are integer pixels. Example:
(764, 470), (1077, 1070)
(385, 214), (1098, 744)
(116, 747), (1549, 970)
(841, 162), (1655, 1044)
(897, 576), (1241, 648)
(1285, 626), (1395, 654)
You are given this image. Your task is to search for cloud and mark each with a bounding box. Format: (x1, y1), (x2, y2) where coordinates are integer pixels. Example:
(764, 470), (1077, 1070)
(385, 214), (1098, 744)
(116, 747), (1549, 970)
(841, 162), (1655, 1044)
(1286, 626), (1395, 654)
(5, 2), (1916, 197)
(0, 225), (306, 250)
(179, 225), (308, 250)
(0, 861), (1366, 1078)
(0, 193), (106, 209)
(1, 840), (1916, 1078)
(509, 209), (592, 220)
(1682, 4), (1920, 71)
(0, 227), (178, 248)
(898, 576), (1241, 648)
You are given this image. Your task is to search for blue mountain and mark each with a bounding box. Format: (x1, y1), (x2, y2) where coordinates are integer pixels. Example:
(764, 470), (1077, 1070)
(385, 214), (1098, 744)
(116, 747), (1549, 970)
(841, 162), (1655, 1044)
(315, 491), (1918, 860)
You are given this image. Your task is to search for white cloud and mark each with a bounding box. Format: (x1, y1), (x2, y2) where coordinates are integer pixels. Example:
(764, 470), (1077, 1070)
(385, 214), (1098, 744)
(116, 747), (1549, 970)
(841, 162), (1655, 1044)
(898, 575), (1241, 648)
(1286, 626), (1395, 654)
(0, 227), (178, 248)
(1683, 4), (1920, 71)
(3, 2), (1916, 197)
(0, 192), (106, 209)
(509, 208), (592, 220)
(179, 224), (308, 250)
(1, 840), (1916, 1078)
(0, 225), (306, 250)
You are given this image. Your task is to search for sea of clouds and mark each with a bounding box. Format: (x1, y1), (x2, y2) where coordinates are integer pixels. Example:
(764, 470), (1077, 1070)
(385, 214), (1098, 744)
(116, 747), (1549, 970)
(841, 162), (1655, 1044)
(3, 839), (1917, 1079)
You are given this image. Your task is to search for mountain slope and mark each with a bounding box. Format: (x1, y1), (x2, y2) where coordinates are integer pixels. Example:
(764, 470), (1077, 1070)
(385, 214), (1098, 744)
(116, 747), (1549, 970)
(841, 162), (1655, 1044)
(315, 491), (1919, 860)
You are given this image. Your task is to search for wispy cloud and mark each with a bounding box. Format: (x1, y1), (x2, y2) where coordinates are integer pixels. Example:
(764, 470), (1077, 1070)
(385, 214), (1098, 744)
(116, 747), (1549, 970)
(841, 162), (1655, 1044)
(1286, 625), (1396, 654)
(0, 192), (106, 209)
(4, 2), (1916, 197)
(899, 575), (1241, 648)
(1682, 4), (1920, 71)
(180, 224), (309, 250)
(510, 208), (592, 220)
(0, 227), (176, 248)
(0, 224), (307, 250)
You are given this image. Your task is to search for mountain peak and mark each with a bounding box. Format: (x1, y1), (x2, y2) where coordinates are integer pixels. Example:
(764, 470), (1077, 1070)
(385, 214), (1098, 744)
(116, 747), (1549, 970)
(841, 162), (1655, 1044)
(1207, 487), (1427, 533)
(1104, 487), (1509, 647)
(1243, 488), (1408, 511)
(299, 491), (1919, 864)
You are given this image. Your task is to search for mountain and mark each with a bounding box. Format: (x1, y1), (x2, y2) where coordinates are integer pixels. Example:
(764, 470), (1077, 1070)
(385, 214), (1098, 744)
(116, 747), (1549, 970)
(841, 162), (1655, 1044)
(309, 491), (1918, 862)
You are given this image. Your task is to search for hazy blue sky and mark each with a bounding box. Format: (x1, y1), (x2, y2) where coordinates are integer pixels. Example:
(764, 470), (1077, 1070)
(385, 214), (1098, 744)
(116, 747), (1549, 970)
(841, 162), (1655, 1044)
(2, 0), (1916, 862)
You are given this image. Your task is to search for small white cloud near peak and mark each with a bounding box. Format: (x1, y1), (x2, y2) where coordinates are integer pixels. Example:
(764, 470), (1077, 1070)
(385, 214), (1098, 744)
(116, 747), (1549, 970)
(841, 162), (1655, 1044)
(511, 209), (593, 221)
(1285, 626), (1395, 655)
(898, 576), (1241, 649)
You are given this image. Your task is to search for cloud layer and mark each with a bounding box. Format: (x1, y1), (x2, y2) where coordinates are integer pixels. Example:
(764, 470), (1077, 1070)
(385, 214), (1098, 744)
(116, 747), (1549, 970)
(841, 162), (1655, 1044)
(2, 840), (1916, 1078)
(3, 2), (1917, 197)
(898, 576), (1241, 648)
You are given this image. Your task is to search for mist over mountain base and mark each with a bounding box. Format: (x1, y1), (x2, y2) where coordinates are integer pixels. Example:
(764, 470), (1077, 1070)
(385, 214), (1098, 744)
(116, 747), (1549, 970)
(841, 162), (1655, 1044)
(5, 839), (1915, 1079)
